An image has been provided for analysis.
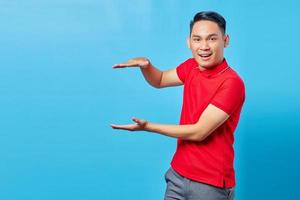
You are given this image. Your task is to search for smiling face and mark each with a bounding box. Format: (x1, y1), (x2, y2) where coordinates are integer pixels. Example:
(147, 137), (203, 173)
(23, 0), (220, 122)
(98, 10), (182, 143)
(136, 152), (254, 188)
(188, 20), (229, 70)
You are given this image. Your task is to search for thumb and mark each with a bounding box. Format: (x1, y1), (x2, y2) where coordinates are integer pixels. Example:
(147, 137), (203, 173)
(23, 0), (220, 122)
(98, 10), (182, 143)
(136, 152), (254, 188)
(132, 117), (148, 126)
(132, 117), (146, 125)
(132, 117), (140, 124)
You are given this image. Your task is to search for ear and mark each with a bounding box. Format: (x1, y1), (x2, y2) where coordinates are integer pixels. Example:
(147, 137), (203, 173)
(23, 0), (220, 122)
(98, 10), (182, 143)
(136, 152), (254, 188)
(186, 36), (191, 49)
(224, 34), (230, 48)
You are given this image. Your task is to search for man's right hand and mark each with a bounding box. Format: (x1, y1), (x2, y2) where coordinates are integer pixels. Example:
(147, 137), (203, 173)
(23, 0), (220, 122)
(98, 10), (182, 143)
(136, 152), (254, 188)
(113, 57), (151, 69)
(112, 57), (182, 88)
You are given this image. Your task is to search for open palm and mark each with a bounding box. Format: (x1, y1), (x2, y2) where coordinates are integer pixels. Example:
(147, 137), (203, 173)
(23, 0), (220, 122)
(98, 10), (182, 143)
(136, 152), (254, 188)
(111, 118), (148, 131)
(112, 57), (150, 69)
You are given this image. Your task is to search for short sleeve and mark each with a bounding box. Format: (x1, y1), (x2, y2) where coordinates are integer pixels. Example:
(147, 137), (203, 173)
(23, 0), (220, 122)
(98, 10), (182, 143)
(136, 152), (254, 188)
(176, 58), (196, 83)
(211, 78), (245, 115)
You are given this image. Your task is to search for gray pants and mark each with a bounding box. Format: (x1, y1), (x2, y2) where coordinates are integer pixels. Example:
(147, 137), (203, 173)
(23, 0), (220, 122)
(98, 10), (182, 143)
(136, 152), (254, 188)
(164, 168), (235, 200)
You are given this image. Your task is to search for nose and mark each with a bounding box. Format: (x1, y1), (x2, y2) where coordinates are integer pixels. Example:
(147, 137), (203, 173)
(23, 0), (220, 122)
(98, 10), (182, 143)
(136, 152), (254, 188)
(200, 41), (210, 51)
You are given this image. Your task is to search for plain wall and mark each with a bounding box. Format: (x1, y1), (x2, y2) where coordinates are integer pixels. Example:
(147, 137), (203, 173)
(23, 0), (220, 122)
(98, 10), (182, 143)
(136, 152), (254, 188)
(1, 0), (299, 199)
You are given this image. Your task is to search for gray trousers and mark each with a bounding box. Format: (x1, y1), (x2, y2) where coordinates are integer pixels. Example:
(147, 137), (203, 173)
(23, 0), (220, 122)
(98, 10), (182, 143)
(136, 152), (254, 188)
(164, 168), (235, 200)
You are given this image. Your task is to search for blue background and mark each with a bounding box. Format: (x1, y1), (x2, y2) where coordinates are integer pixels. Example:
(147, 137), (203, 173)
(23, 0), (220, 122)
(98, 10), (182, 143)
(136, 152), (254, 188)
(1, 0), (299, 199)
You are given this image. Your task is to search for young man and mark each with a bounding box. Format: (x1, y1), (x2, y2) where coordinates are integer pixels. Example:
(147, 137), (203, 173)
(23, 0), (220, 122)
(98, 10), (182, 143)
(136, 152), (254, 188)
(111, 11), (245, 200)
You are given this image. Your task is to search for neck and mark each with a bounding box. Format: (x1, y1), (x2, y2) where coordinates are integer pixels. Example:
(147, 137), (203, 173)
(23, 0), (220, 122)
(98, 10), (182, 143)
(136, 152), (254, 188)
(198, 59), (224, 71)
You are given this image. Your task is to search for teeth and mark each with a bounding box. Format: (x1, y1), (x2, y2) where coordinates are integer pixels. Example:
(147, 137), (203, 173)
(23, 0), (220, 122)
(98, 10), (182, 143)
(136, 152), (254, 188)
(198, 53), (212, 57)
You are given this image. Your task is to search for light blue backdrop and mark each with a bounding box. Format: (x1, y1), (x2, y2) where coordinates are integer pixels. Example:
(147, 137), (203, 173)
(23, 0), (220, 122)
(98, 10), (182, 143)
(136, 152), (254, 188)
(1, 0), (299, 199)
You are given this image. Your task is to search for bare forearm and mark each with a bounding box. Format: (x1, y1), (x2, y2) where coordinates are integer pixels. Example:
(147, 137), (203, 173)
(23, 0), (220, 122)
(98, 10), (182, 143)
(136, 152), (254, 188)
(140, 62), (163, 88)
(145, 122), (203, 141)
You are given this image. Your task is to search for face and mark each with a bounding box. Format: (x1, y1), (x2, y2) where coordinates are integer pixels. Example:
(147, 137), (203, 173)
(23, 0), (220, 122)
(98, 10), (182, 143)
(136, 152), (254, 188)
(188, 20), (229, 70)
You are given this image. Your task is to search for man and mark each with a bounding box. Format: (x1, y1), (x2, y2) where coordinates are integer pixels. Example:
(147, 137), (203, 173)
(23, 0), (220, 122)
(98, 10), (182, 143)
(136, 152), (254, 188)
(111, 11), (245, 200)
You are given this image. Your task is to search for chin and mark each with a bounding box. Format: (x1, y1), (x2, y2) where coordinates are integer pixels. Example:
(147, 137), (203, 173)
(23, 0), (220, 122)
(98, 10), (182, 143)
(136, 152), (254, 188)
(200, 57), (223, 68)
(198, 61), (215, 69)
(194, 57), (214, 68)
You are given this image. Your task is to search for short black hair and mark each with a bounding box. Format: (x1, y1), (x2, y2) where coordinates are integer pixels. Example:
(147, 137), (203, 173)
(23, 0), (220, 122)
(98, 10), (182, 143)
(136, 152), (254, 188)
(190, 11), (226, 35)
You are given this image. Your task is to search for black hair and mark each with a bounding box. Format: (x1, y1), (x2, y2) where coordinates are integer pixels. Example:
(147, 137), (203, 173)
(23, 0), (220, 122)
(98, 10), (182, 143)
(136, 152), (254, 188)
(190, 11), (226, 35)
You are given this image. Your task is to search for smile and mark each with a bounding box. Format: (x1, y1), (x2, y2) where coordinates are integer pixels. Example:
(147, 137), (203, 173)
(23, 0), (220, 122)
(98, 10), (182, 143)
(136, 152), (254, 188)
(198, 53), (212, 60)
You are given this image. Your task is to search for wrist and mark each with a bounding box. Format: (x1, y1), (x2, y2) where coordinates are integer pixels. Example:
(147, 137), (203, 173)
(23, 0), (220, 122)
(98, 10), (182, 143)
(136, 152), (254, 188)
(140, 58), (151, 69)
(143, 121), (152, 131)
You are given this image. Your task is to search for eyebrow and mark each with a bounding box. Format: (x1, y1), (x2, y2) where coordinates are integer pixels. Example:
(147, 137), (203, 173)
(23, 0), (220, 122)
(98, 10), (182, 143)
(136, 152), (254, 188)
(192, 33), (219, 38)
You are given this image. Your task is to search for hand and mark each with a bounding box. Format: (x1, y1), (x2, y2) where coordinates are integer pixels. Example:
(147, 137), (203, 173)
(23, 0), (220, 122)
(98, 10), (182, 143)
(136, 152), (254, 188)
(111, 117), (148, 131)
(112, 57), (151, 69)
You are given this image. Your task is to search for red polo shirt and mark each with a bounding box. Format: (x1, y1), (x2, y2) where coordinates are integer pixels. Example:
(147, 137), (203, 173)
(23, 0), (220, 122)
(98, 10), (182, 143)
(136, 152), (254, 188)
(171, 58), (245, 188)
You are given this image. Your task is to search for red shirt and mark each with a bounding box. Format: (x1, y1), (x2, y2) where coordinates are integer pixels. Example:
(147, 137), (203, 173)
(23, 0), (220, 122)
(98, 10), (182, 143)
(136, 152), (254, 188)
(171, 58), (245, 188)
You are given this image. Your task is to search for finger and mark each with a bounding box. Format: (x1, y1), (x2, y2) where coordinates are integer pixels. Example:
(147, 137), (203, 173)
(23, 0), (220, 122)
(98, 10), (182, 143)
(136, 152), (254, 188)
(112, 63), (129, 68)
(112, 63), (139, 69)
(132, 117), (146, 125)
(132, 117), (138, 121)
(111, 124), (131, 129)
(132, 117), (141, 123)
(110, 124), (136, 131)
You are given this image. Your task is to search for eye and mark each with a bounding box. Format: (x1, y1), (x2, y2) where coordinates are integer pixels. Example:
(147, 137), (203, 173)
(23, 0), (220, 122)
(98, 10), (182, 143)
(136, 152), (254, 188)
(210, 37), (217, 41)
(193, 38), (201, 42)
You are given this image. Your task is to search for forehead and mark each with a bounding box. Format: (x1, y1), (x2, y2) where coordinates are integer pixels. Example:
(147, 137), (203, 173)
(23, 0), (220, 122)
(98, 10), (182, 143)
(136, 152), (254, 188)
(191, 20), (222, 36)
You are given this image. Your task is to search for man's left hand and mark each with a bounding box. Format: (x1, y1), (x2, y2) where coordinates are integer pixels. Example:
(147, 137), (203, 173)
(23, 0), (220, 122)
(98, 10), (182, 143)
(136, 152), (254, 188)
(111, 117), (148, 131)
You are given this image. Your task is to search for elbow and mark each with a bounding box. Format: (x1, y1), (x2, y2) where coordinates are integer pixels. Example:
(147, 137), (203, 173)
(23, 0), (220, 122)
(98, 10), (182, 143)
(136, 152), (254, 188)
(146, 80), (160, 88)
(149, 75), (163, 88)
(188, 130), (209, 142)
(189, 135), (205, 142)
(153, 73), (164, 89)
(152, 83), (162, 89)
(150, 81), (164, 89)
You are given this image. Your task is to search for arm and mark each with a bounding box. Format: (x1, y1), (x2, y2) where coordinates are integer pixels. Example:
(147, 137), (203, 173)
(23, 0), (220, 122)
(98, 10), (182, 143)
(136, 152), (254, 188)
(111, 104), (229, 142)
(113, 57), (183, 88)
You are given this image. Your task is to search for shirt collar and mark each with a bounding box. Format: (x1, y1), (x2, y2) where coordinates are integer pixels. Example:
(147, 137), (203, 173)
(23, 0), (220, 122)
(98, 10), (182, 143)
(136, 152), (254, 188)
(195, 58), (229, 78)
